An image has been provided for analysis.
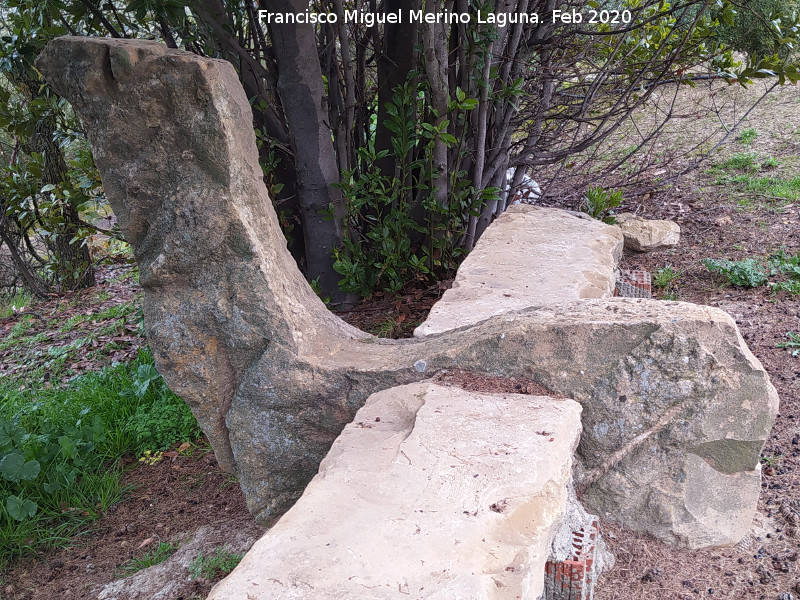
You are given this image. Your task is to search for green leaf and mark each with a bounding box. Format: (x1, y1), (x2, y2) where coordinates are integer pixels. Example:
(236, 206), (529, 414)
(6, 495), (38, 521)
(59, 434), (77, 457)
(0, 422), (13, 449)
(0, 452), (41, 482)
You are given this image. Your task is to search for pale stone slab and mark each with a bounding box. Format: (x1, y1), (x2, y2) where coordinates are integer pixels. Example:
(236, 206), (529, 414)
(414, 206), (623, 336)
(208, 383), (582, 600)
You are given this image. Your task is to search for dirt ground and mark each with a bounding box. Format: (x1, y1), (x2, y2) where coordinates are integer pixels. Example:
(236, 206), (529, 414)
(2, 81), (800, 599)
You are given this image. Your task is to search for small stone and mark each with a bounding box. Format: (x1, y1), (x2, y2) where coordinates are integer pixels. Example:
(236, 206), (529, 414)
(641, 567), (664, 583)
(615, 213), (680, 252)
(757, 564), (775, 584)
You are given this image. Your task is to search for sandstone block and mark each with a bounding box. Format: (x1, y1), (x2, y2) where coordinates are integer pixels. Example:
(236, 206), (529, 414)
(615, 213), (680, 252)
(208, 383), (583, 600)
(414, 206), (623, 336)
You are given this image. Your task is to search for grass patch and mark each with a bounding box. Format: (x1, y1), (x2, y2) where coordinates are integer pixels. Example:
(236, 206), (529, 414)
(736, 127), (758, 145)
(710, 153), (800, 204)
(0, 317), (36, 351)
(189, 546), (245, 580)
(92, 302), (137, 321)
(0, 349), (200, 569)
(2, 294), (144, 388)
(716, 152), (759, 172)
(0, 291), (32, 319)
(119, 541), (177, 574)
(737, 176), (800, 201)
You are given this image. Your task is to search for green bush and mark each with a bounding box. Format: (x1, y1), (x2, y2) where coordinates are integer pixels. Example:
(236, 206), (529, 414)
(333, 82), (492, 297)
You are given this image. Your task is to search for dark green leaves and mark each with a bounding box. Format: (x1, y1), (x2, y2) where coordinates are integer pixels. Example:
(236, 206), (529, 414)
(0, 452), (41, 483)
(6, 495), (38, 521)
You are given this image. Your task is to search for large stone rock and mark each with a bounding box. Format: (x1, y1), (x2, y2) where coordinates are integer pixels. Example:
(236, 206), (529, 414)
(208, 383), (583, 600)
(615, 213), (680, 252)
(37, 37), (778, 548)
(414, 206), (623, 336)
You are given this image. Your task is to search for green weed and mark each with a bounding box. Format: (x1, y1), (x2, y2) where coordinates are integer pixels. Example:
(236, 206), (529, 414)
(762, 156), (780, 169)
(703, 250), (800, 294)
(771, 281), (800, 294)
(653, 266), (681, 289)
(581, 186), (623, 224)
(189, 546), (245, 580)
(119, 541), (177, 574)
(703, 258), (768, 287)
(60, 313), (89, 333)
(777, 331), (800, 357)
(717, 152), (759, 171)
(0, 291), (32, 319)
(736, 127), (758, 145)
(768, 249), (800, 277)
(369, 317), (400, 338)
(92, 302), (137, 321)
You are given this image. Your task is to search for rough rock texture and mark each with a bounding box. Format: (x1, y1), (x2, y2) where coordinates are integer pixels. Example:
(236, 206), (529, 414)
(208, 383), (582, 600)
(37, 37), (778, 548)
(96, 521), (260, 600)
(414, 206), (623, 336)
(615, 213), (681, 252)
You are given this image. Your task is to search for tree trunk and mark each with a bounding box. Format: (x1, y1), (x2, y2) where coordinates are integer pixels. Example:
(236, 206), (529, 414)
(267, 0), (353, 305)
(14, 67), (95, 291)
(375, 0), (420, 176)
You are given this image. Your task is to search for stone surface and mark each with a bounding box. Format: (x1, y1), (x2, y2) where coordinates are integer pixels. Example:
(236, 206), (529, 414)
(414, 206), (623, 336)
(96, 521), (260, 600)
(38, 37), (778, 548)
(615, 213), (680, 252)
(208, 383), (582, 600)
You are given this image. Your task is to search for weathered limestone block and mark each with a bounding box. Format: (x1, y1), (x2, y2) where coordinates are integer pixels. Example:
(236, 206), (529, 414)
(37, 37), (778, 548)
(208, 383), (583, 600)
(615, 213), (680, 252)
(414, 206), (623, 336)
